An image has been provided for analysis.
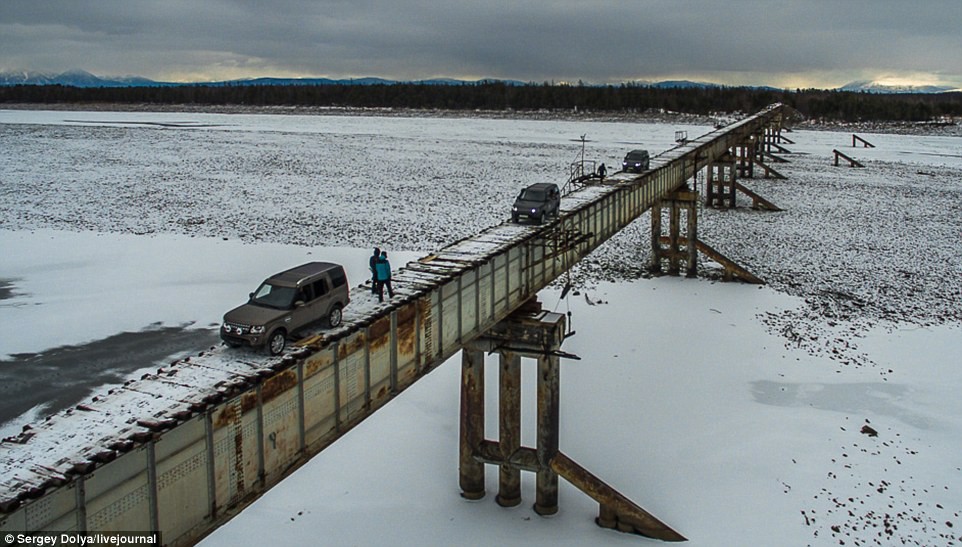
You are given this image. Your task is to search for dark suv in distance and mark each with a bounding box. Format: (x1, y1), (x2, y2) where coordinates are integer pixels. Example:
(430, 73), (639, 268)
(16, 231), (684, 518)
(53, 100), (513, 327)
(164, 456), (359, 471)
(221, 262), (350, 355)
(622, 149), (650, 173)
(512, 183), (561, 224)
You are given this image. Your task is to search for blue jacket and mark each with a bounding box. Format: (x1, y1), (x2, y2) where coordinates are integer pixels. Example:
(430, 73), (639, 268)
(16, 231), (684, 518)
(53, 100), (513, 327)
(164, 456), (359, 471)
(375, 258), (391, 281)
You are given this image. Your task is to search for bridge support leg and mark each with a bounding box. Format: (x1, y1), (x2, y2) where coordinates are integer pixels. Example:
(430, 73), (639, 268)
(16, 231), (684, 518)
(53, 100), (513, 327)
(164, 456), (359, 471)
(651, 189), (698, 277)
(765, 123), (783, 153)
(668, 198), (681, 276)
(534, 352), (560, 515)
(706, 153), (737, 209)
(497, 350), (522, 507)
(459, 348), (486, 500)
(649, 202), (663, 274)
(736, 138), (755, 178)
(685, 195), (697, 278)
(460, 305), (685, 540)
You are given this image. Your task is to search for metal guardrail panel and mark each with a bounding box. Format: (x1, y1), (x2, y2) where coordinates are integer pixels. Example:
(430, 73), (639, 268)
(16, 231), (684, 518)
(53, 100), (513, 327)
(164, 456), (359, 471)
(155, 429), (208, 539)
(84, 449), (150, 532)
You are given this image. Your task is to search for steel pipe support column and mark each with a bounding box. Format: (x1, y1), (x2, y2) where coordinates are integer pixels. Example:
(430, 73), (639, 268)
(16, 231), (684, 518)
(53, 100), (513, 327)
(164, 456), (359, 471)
(649, 202), (663, 273)
(707, 155), (737, 209)
(736, 140), (755, 178)
(497, 351), (522, 507)
(668, 200), (681, 276)
(459, 348), (486, 500)
(685, 194), (698, 278)
(652, 191), (699, 277)
(534, 353), (560, 516)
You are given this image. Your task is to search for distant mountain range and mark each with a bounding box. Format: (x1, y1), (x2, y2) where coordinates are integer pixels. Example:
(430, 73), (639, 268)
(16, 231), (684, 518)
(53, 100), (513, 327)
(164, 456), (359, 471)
(837, 80), (959, 94)
(0, 69), (958, 94)
(0, 70), (530, 89)
(0, 69), (162, 88)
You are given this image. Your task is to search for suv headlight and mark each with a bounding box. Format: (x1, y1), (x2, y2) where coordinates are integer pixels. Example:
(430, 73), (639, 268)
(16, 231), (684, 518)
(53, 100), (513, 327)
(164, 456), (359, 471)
(250, 325), (266, 334)
(512, 206), (518, 212)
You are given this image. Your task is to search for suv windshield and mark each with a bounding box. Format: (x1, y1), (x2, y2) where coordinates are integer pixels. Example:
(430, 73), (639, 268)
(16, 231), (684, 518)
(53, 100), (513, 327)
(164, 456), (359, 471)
(251, 282), (297, 310)
(627, 152), (646, 161)
(519, 189), (546, 201)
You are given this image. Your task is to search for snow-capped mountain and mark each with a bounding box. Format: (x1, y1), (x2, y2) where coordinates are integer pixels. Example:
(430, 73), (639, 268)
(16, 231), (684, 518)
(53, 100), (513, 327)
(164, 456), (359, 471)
(839, 80), (959, 94)
(0, 69), (163, 87)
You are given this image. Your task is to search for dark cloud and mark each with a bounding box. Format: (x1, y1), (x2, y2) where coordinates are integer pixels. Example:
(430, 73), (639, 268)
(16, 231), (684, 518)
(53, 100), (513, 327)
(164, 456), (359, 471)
(1, 0), (959, 87)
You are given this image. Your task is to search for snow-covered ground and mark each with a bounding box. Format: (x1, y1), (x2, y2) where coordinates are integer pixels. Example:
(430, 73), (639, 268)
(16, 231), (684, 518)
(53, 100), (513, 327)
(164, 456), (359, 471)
(1, 109), (960, 545)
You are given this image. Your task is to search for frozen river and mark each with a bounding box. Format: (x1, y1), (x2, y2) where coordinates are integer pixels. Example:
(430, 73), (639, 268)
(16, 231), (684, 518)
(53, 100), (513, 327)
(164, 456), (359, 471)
(1, 108), (961, 545)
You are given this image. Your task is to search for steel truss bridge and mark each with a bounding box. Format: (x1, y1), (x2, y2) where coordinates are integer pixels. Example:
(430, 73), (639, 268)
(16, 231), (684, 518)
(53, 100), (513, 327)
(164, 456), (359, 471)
(0, 104), (790, 544)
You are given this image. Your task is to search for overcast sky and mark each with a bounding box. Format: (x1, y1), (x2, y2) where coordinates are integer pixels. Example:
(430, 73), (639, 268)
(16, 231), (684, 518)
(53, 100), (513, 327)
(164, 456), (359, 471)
(2, 0), (960, 89)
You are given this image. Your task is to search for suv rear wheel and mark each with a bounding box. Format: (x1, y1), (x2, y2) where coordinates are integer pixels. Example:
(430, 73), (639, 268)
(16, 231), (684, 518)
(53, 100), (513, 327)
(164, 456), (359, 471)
(328, 304), (343, 328)
(267, 329), (287, 355)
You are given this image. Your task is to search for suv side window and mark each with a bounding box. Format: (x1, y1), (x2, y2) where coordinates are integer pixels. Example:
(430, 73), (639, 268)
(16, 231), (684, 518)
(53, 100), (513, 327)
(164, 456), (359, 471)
(298, 286), (313, 303)
(329, 268), (347, 288)
(311, 278), (329, 299)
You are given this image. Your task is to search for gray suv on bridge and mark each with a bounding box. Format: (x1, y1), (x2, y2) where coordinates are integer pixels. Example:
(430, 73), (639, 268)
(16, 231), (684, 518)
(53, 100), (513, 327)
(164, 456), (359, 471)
(512, 183), (561, 224)
(622, 149), (650, 173)
(221, 262), (350, 355)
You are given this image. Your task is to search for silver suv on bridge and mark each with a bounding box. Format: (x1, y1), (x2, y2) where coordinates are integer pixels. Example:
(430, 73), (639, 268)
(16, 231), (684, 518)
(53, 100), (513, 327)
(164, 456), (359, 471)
(221, 262), (350, 355)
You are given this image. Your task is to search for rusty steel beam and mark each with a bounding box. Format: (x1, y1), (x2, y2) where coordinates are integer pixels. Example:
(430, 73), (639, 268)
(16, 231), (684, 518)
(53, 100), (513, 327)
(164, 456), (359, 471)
(476, 441), (541, 472)
(534, 353), (560, 516)
(733, 181), (783, 211)
(658, 236), (764, 284)
(550, 452), (686, 542)
(459, 348), (485, 500)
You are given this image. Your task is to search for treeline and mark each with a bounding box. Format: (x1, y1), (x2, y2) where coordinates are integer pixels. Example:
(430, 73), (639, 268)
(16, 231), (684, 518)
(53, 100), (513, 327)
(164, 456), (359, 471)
(2, 81), (960, 122)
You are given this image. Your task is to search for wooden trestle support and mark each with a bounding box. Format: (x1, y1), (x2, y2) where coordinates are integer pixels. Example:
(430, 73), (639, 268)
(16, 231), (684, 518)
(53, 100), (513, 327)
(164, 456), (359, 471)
(458, 303), (686, 542)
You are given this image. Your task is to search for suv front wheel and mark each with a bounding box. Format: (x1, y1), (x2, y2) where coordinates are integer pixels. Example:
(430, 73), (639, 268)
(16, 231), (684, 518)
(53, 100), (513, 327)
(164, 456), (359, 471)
(267, 329), (287, 355)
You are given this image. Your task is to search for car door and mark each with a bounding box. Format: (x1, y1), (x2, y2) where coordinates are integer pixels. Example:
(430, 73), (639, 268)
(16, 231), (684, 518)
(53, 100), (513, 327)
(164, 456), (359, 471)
(289, 283), (314, 332)
(308, 277), (332, 327)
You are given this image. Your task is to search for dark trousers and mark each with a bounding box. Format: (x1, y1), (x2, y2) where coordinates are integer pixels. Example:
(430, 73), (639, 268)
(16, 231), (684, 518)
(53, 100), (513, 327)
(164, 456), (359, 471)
(376, 279), (394, 301)
(371, 273), (378, 294)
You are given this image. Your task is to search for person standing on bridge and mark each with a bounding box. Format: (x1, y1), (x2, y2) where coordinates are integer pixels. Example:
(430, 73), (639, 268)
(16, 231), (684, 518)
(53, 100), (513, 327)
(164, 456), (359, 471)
(370, 246), (380, 295)
(597, 162), (607, 180)
(375, 250), (395, 302)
